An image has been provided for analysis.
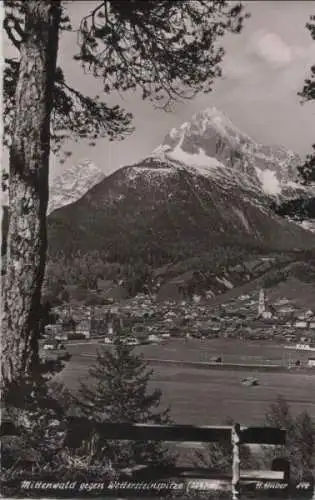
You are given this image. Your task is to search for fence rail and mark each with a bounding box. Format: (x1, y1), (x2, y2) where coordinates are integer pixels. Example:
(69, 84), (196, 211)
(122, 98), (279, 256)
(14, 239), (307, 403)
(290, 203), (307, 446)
(66, 419), (287, 499)
(67, 420), (286, 445)
(101, 422), (284, 446)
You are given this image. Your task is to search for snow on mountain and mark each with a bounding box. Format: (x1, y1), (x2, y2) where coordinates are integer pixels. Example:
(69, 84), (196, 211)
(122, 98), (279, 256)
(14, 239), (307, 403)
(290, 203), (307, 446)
(48, 160), (105, 214)
(255, 167), (281, 196)
(152, 107), (314, 202)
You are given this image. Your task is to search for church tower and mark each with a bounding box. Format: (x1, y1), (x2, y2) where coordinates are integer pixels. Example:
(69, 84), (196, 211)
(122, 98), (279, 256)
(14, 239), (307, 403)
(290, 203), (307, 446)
(258, 288), (273, 319)
(258, 288), (266, 317)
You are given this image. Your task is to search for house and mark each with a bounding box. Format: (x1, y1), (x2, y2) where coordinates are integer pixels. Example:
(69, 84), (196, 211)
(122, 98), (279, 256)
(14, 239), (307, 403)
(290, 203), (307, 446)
(295, 321), (308, 329)
(75, 310), (92, 339)
(278, 306), (295, 315)
(298, 310), (314, 320)
(44, 324), (62, 338)
(307, 358), (315, 368)
(148, 334), (162, 343)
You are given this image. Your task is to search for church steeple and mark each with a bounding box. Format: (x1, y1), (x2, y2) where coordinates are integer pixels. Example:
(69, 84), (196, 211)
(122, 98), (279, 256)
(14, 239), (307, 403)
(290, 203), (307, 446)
(258, 288), (273, 319)
(258, 288), (266, 316)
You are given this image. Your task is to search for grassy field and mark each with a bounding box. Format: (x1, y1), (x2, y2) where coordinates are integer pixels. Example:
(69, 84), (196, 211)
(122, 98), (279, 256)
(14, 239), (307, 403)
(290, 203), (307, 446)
(56, 338), (315, 426)
(64, 337), (315, 365)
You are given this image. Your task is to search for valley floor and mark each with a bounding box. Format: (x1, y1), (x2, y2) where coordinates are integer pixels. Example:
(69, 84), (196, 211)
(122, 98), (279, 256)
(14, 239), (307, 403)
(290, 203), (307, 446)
(56, 338), (315, 426)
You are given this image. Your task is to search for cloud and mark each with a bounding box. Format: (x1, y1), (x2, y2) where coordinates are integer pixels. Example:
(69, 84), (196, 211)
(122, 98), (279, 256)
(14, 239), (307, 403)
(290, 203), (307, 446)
(249, 30), (315, 69)
(252, 31), (292, 67)
(222, 29), (314, 82)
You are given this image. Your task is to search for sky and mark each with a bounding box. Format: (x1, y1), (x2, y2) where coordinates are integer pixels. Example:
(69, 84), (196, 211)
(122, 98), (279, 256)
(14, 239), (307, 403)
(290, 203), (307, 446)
(4, 1), (315, 181)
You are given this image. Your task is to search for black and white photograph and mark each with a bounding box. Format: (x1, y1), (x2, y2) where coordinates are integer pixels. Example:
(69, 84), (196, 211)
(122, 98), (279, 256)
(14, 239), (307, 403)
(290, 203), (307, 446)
(1, 1), (315, 498)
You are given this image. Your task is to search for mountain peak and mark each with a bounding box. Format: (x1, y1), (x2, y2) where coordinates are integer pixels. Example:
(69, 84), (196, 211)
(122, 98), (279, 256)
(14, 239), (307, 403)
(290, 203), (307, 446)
(193, 106), (235, 126)
(151, 106), (308, 201)
(48, 160), (105, 214)
(191, 107), (253, 141)
(161, 106), (254, 152)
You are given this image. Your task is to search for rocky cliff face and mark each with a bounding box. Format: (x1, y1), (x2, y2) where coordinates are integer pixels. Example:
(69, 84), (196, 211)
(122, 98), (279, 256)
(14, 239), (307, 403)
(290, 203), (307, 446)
(155, 107), (311, 201)
(47, 160), (105, 214)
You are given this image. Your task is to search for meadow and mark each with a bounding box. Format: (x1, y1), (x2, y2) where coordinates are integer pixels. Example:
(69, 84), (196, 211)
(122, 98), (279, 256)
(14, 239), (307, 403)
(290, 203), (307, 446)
(57, 338), (315, 426)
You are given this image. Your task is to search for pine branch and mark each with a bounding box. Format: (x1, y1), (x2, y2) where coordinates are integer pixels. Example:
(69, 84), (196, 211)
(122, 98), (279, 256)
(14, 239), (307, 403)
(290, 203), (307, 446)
(75, 1), (249, 108)
(3, 57), (134, 153)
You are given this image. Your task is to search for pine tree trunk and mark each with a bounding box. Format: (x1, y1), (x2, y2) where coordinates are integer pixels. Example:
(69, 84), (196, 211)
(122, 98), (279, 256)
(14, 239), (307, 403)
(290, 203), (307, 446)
(1, 1), (61, 388)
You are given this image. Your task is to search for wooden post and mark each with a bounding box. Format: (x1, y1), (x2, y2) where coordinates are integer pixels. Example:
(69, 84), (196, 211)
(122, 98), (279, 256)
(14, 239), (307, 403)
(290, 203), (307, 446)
(232, 423), (241, 500)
